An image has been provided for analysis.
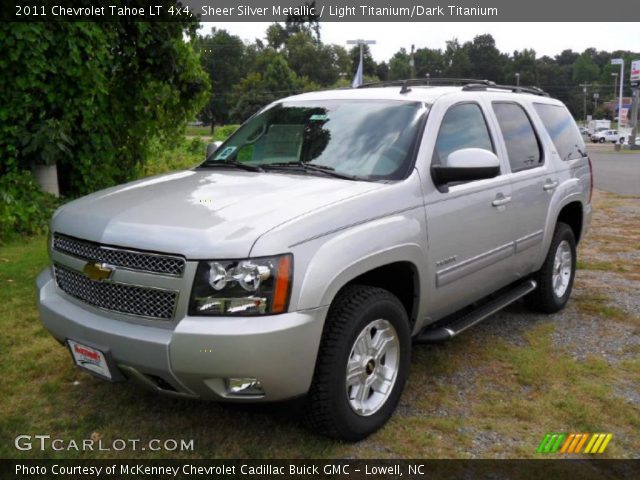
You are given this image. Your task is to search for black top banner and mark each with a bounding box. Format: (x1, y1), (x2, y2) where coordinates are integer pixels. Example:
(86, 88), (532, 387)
(5, 0), (640, 22)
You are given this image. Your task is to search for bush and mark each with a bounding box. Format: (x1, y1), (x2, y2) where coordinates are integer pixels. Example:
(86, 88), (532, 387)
(0, 21), (210, 197)
(138, 138), (205, 178)
(214, 125), (240, 141)
(0, 171), (60, 244)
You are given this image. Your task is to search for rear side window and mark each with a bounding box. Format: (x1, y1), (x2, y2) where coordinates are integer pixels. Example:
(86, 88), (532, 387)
(433, 103), (493, 166)
(492, 102), (542, 172)
(534, 103), (586, 160)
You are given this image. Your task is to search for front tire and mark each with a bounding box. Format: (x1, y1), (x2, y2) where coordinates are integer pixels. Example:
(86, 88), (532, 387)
(306, 285), (411, 441)
(525, 222), (576, 313)
(599, 137), (605, 143)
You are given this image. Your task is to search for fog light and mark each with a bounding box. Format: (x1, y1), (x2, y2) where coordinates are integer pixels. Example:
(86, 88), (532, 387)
(225, 378), (264, 396)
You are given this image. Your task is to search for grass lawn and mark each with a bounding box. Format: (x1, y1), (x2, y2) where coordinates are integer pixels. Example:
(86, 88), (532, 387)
(0, 191), (638, 459)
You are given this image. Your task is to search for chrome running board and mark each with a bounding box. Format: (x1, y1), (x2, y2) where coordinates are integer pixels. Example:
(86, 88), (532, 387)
(415, 279), (537, 343)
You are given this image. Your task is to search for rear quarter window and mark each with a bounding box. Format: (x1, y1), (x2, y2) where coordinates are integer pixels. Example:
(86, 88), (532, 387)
(533, 103), (585, 160)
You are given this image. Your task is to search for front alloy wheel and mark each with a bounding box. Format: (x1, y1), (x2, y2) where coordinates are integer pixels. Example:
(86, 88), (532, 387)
(306, 285), (410, 441)
(346, 319), (400, 416)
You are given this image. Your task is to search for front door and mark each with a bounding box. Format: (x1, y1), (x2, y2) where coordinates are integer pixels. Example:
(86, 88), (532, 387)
(423, 100), (517, 319)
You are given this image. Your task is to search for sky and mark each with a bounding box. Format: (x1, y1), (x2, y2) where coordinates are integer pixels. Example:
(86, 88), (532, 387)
(201, 22), (640, 62)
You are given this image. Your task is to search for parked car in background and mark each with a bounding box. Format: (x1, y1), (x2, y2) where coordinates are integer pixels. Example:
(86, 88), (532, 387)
(591, 129), (624, 144)
(579, 126), (589, 136)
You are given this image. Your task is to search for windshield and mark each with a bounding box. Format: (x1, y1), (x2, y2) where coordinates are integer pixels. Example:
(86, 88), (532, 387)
(202, 100), (428, 180)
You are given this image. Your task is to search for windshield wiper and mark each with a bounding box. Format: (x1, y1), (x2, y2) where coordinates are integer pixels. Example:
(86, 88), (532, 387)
(262, 162), (362, 181)
(200, 160), (264, 172)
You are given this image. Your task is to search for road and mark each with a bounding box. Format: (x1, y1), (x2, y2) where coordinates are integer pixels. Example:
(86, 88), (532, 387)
(587, 149), (640, 196)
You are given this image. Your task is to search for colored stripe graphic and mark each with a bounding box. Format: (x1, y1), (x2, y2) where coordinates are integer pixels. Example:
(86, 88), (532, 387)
(538, 433), (612, 454)
(585, 433), (613, 454)
(537, 433), (565, 453)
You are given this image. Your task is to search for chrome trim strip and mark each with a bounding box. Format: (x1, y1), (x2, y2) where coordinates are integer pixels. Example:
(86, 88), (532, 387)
(436, 242), (515, 287)
(515, 230), (543, 253)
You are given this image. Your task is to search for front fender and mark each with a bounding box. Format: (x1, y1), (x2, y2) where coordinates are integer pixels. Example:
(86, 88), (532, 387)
(294, 207), (428, 324)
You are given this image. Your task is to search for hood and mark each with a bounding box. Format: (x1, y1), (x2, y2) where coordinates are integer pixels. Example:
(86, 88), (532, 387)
(53, 169), (384, 258)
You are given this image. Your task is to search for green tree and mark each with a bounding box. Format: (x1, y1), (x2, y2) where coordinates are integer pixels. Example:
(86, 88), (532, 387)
(572, 53), (600, 83)
(284, 32), (341, 85)
(0, 20), (209, 196)
(443, 39), (472, 78)
(465, 34), (505, 83)
(414, 47), (445, 78)
(509, 49), (538, 86)
(197, 28), (246, 132)
(388, 49), (411, 80)
(229, 54), (304, 123)
(348, 44), (377, 77)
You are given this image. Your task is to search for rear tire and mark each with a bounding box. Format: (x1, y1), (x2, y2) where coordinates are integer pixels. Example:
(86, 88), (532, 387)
(525, 222), (576, 313)
(306, 285), (411, 441)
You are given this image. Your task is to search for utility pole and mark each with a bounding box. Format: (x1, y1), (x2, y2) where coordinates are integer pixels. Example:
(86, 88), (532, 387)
(579, 83), (591, 125)
(611, 72), (618, 121)
(346, 39), (376, 82)
(611, 58), (624, 127)
(593, 92), (599, 115)
(630, 59), (639, 147)
(410, 44), (415, 78)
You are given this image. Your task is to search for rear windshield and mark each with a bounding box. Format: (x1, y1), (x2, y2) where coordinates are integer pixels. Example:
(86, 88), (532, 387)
(533, 103), (586, 160)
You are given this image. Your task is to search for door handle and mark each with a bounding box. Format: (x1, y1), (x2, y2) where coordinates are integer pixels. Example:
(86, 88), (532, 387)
(492, 194), (512, 207)
(543, 180), (559, 191)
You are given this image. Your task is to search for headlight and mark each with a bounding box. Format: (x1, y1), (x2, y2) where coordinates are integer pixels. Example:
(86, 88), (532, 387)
(189, 254), (293, 316)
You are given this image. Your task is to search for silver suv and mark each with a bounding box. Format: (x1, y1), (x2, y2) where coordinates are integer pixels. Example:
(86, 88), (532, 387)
(37, 80), (593, 441)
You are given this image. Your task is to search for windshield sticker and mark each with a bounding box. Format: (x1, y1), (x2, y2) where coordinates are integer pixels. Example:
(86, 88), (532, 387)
(309, 114), (328, 121)
(215, 146), (237, 160)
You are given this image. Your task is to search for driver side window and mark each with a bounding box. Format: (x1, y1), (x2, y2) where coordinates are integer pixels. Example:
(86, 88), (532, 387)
(433, 103), (494, 166)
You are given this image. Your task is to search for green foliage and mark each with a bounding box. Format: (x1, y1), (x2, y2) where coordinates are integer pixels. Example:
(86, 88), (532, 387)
(0, 171), (59, 243)
(196, 28), (247, 128)
(0, 19), (210, 197)
(229, 54), (307, 123)
(215, 125), (240, 140)
(137, 138), (204, 178)
(138, 126), (239, 178)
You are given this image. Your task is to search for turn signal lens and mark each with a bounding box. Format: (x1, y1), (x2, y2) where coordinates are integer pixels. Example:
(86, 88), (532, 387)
(272, 255), (292, 313)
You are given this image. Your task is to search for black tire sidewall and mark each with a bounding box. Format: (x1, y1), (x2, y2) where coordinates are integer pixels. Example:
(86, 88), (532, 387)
(542, 224), (577, 310)
(328, 294), (411, 440)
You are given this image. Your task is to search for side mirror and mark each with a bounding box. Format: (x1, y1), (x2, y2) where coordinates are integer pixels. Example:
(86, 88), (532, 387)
(431, 148), (500, 187)
(206, 141), (223, 159)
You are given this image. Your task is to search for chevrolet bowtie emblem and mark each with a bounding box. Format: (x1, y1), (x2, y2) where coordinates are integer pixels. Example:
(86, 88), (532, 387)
(83, 262), (114, 282)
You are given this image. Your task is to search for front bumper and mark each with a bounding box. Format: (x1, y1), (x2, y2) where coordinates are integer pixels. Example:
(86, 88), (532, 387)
(37, 269), (328, 401)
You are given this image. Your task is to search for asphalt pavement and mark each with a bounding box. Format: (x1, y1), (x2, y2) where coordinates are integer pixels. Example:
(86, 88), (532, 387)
(587, 148), (640, 196)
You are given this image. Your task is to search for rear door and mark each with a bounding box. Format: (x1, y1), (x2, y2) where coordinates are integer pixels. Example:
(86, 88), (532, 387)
(423, 99), (516, 319)
(490, 100), (552, 276)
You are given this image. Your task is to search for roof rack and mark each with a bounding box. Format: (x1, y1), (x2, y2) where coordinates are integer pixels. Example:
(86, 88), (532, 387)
(358, 78), (496, 89)
(462, 83), (549, 97)
(358, 77), (549, 97)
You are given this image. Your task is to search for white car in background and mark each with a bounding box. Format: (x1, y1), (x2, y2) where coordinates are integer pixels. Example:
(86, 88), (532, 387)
(591, 129), (625, 144)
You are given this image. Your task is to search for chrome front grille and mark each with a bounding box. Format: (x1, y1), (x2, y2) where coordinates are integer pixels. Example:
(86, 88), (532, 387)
(53, 233), (185, 276)
(54, 264), (177, 320)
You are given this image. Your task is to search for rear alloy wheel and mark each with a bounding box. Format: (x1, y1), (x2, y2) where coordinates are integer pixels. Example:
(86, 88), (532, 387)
(525, 222), (576, 313)
(306, 285), (410, 441)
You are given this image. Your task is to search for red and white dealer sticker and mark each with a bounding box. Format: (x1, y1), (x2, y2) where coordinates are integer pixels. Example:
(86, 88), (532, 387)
(67, 340), (112, 380)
